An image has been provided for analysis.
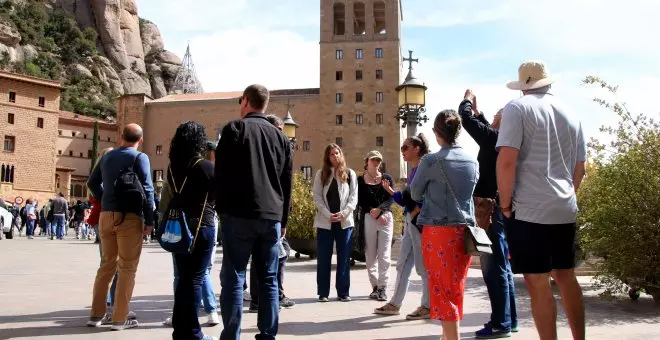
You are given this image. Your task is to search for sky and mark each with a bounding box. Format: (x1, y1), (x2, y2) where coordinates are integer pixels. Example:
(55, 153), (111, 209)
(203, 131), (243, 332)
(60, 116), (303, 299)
(137, 0), (660, 157)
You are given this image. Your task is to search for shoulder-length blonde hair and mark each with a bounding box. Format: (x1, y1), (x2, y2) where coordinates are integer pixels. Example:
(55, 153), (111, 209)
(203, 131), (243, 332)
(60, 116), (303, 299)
(94, 147), (114, 168)
(321, 143), (348, 185)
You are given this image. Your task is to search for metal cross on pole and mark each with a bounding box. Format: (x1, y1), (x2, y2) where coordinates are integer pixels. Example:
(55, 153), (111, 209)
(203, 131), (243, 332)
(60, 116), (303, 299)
(285, 99), (295, 113)
(402, 50), (419, 73)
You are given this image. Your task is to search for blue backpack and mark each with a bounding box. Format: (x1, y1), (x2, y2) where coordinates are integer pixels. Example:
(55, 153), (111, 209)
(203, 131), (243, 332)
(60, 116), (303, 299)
(157, 159), (208, 254)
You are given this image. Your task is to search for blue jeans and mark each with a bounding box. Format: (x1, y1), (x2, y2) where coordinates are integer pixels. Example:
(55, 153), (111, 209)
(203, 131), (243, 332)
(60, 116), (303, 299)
(219, 215), (280, 340)
(26, 219), (35, 236)
(316, 225), (352, 298)
(52, 215), (65, 239)
(96, 224), (118, 306)
(390, 213), (429, 308)
(480, 209), (518, 331)
(172, 255), (218, 313)
(172, 225), (216, 340)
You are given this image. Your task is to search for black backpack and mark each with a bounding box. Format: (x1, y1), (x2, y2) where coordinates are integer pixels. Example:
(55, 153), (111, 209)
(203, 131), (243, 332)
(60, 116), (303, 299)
(113, 153), (147, 224)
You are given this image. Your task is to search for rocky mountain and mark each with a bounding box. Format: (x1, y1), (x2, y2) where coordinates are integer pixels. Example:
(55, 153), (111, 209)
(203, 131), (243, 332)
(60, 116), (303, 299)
(0, 0), (182, 117)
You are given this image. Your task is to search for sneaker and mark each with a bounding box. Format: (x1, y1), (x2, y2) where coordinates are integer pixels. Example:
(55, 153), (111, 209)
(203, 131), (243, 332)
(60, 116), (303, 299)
(100, 312), (113, 325)
(163, 316), (173, 327)
(374, 303), (400, 315)
(280, 297), (295, 308)
(86, 317), (103, 327)
(243, 290), (251, 301)
(475, 323), (512, 339)
(405, 306), (430, 320)
(511, 325), (519, 333)
(369, 286), (379, 300)
(248, 303), (259, 313)
(337, 295), (352, 302)
(377, 287), (388, 301)
(318, 296), (329, 302)
(201, 336), (218, 340)
(207, 312), (220, 326)
(110, 319), (139, 331)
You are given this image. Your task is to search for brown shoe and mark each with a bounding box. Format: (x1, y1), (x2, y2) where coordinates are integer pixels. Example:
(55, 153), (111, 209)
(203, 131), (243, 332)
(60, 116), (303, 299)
(405, 306), (430, 320)
(374, 303), (400, 315)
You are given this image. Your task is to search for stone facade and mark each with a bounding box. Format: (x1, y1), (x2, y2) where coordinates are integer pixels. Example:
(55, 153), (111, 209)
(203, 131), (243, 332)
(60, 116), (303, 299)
(116, 0), (405, 179)
(0, 71), (60, 205)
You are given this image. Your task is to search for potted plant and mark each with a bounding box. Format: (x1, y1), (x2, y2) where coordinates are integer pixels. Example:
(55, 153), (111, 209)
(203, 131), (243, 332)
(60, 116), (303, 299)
(286, 173), (317, 258)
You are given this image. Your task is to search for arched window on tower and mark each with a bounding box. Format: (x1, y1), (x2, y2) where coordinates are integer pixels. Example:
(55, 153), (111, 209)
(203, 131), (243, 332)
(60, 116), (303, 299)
(1, 164), (5, 182)
(55, 174), (60, 189)
(353, 2), (366, 35)
(333, 3), (345, 35)
(374, 1), (386, 34)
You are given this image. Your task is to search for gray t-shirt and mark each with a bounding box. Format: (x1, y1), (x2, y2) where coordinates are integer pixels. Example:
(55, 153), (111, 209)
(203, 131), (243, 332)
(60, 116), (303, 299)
(496, 91), (586, 224)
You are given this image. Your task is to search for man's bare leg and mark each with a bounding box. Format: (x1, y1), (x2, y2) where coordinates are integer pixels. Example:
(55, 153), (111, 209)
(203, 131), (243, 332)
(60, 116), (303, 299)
(551, 269), (585, 340)
(524, 273), (558, 340)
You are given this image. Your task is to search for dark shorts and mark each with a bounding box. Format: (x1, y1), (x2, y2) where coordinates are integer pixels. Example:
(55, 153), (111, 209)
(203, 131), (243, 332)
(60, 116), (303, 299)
(503, 215), (577, 274)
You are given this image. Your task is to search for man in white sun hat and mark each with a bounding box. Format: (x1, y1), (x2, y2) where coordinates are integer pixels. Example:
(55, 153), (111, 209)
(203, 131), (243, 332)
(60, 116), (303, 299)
(495, 60), (587, 340)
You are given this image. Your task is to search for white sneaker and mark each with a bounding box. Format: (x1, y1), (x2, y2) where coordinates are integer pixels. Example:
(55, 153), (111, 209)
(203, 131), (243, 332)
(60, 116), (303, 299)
(243, 290), (251, 301)
(86, 318), (102, 327)
(111, 319), (139, 331)
(207, 312), (220, 326)
(163, 316), (173, 327)
(100, 312), (113, 325)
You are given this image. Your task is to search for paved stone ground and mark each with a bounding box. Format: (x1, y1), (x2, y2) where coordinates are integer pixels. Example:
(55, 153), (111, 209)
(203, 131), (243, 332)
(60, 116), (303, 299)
(1, 236), (659, 340)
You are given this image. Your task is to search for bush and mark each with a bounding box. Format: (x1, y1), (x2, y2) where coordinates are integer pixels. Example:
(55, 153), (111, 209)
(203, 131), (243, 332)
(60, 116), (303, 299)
(578, 76), (660, 302)
(286, 172), (317, 240)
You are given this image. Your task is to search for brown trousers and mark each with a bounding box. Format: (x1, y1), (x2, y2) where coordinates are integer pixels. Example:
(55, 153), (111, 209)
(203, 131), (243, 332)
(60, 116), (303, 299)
(90, 212), (144, 322)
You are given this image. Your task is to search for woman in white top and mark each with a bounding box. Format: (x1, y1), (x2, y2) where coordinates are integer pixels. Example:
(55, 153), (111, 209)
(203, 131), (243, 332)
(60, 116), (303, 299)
(312, 143), (358, 302)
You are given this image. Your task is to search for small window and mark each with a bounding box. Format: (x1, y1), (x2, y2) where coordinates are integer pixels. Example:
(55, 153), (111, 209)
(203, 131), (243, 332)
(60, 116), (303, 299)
(69, 150), (73, 156)
(7, 113), (14, 124)
(356, 70), (363, 80)
(301, 166), (313, 180)
(376, 136), (384, 146)
(107, 137), (111, 142)
(153, 169), (164, 181)
(376, 92), (384, 103)
(8, 92), (16, 103)
(336, 71), (343, 81)
(336, 49), (343, 60)
(58, 130), (62, 136)
(71, 131), (76, 137)
(38, 96), (45, 107)
(356, 49), (364, 59)
(87, 149), (93, 158)
(356, 114), (363, 125)
(58, 150), (62, 155)
(79, 152), (83, 157)
(0, 164), (15, 183)
(376, 69), (383, 80)
(376, 114), (384, 125)
(336, 115), (343, 125)
(335, 137), (343, 147)
(375, 48), (384, 58)
(37, 117), (44, 129)
(302, 141), (311, 151)
(3, 135), (16, 152)
(156, 145), (163, 155)
(356, 92), (363, 103)
(83, 134), (87, 139)
(335, 93), (343, 104)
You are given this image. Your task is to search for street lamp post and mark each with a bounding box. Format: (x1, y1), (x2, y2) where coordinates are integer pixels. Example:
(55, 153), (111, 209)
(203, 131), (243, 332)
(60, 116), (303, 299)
(282, 110), (299, 151)
(395, 50), (428, 177)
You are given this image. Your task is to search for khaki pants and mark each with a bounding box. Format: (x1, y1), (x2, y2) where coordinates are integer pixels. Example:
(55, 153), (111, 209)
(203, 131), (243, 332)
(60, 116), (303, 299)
(90, 212), (144, 322)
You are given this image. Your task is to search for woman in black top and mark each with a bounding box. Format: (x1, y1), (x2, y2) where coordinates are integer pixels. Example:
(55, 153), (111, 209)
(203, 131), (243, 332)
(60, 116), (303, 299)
(166, 121), (217, 340)
(357, 150), (394, 301)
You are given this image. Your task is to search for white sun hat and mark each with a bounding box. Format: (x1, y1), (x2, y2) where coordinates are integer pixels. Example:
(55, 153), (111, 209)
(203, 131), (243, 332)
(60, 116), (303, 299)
(506, 60), (554, 91)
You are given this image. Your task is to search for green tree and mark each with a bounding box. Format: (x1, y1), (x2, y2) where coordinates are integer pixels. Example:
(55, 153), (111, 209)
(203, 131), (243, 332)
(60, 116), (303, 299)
(286, 173), (317, 240)
(578, 76), (660, 303)
(90, 121), (99, 174)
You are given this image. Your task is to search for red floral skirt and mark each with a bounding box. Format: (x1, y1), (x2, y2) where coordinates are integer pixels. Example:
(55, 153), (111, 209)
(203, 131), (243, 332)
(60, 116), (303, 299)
(421, 225), (472, 321)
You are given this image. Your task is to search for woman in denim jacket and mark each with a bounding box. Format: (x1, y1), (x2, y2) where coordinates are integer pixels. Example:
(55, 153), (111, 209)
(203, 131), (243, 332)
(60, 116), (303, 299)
(411, 109), (479, 340)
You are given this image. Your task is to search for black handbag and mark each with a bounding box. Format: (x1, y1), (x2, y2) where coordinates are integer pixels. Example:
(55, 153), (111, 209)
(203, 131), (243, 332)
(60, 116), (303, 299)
(438, 161), (492, 256)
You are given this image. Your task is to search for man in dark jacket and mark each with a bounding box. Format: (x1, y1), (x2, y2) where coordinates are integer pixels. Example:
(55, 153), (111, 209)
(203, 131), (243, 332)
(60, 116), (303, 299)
(459, 89), (518, 338)
(215, 84), (293, 340)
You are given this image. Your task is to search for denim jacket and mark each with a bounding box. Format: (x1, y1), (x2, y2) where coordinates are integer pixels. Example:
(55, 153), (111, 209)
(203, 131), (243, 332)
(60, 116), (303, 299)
(411, 145), (479, 227)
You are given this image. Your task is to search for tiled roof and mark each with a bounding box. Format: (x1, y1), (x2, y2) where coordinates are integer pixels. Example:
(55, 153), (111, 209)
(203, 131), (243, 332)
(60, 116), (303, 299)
(149, 88), (320, 104)
(0, 70), (63, 89)
(58, 111), (116, 128)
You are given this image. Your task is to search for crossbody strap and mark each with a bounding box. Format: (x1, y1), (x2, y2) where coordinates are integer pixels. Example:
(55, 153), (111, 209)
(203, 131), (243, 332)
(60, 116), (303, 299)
(167, 158), (203, 195)
(438, 160), (468, 226)
(189, 191), (208, 253)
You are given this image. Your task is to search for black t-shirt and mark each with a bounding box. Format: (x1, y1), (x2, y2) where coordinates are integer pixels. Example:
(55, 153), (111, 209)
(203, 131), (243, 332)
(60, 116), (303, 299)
(357, 173), (395, 213)
(167, 158), (216, 227)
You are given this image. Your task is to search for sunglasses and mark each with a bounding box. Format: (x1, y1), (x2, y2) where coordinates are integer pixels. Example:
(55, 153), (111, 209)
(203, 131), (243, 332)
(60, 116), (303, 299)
(400, 144), (410, 152)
